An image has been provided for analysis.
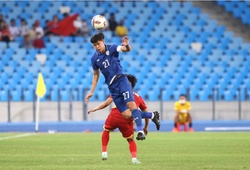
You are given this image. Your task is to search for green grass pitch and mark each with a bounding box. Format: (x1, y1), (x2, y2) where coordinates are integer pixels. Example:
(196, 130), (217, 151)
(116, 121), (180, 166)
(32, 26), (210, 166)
(0, 132), (250, 170)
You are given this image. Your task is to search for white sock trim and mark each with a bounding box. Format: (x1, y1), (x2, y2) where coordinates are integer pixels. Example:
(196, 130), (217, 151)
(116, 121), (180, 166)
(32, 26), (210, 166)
(151, 112), (154, 119)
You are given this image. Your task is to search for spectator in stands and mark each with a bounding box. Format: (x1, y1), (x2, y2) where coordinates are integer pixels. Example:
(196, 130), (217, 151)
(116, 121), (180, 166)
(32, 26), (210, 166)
(46, 15), (60, 35)
(172, 94), (194, 132)
(74, 19), (90, 36)
(108, 13), (118, 36)
(22, 24), (36, 48)
(19, 19), (29, 36)
(33, 31), (45, 49)
(115, 19), (128, 37)
(0, 21), (14, 43)
(34, 20), (44, 38)
(49, 13), (79, 36)
(0, 14), (5, 31)
(9, 19), (20, 39)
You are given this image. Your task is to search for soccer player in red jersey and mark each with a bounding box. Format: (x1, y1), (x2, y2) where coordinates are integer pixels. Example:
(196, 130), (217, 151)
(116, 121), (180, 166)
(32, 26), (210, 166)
(88, 74), (149, 164)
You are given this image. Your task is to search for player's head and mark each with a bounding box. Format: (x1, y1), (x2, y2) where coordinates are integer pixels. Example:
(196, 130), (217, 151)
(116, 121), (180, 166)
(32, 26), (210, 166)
(179, 94), (187, 104)
(90, 32), (105, 53)
(126, 74), (137, 88)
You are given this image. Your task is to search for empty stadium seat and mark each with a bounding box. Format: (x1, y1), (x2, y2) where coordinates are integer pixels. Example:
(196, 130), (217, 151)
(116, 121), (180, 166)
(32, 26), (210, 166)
(0, 1), (249, 102)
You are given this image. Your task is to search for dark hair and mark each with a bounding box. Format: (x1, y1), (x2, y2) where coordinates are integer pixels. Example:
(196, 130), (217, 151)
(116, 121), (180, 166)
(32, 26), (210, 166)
(90, 32), (105, 44)
(179, 94), (186, 98)
(126, 74), (137, 88)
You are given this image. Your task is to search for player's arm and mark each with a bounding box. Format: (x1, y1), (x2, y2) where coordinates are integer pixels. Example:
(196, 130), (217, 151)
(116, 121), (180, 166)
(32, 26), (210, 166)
(137, 95), (149, 135)
(88, 97), (113, 114)
(85, 69), (100, 103)
(120, 36), (132, 52)
(142, 108), (149, 135)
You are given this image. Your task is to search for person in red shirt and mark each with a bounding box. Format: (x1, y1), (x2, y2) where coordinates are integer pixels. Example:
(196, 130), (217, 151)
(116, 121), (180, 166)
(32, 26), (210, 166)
(88, 74), (150, 164)
(0, 21), (13, 43)
(33, 31), (45, 49)
(46, 15), (60, 35)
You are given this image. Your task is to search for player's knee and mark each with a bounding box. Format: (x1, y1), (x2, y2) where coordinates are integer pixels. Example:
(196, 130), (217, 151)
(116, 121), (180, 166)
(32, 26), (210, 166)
(126, 101), (137, 110)
(127, 138), (134, 142)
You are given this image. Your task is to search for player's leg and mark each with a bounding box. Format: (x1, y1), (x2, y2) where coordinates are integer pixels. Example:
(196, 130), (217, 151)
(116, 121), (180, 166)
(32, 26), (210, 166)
(121, 108), (144, 140)
(101, 129), (109, 160)
(172, 114), (180, 132)
(187, 113), (194, 132)
(101, 114), (116, 160)
(126, 101), (161, 131)
(117, 75), (160, 130)
(127, 138), (141, 164)
(118, 119), (141, 164)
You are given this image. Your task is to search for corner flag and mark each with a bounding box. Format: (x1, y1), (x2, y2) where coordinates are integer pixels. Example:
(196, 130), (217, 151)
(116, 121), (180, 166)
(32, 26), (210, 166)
(35, 72), (46, 133)
(36, 73), (46, 98)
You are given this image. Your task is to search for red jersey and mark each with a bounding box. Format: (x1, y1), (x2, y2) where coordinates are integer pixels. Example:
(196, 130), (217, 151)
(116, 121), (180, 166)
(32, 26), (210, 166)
(104, 91), (147, 138)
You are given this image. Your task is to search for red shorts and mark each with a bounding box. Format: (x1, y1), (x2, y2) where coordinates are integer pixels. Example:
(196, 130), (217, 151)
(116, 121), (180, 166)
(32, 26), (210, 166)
(104, 108), (134, 139)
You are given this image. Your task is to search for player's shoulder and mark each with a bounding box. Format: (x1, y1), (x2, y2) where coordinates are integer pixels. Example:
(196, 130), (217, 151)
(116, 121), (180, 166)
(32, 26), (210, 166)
(91, 52), (98, 60)
(133, 91), (145, 102)
(108, 44), (118, 50)
(133, 91), (140, 97)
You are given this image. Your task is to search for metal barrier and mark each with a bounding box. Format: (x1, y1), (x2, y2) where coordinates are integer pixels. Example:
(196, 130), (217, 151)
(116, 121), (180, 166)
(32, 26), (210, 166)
(1, 87), (249, 122)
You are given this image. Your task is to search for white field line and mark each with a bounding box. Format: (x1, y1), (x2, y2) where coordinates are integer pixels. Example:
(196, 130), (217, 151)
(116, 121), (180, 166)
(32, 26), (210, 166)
(205, 127), (250, 131)
(0, 133), (34, 141)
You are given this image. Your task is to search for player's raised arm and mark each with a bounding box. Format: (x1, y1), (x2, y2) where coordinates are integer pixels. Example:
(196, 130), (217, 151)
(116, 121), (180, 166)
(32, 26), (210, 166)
(85, 69), (100, 103)
(141, 108), (149, 135)
(120, 36), (132, 52)
(88, 97), (113, 114)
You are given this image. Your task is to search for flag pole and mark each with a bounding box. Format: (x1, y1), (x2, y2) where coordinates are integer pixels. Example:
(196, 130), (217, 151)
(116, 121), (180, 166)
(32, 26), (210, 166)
(35, 72), (46, 133)
(35, 97), (40, 133)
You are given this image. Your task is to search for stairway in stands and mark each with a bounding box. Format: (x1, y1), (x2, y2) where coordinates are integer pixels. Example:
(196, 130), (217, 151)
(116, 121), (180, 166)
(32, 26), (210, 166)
(192, 1), (250, 42)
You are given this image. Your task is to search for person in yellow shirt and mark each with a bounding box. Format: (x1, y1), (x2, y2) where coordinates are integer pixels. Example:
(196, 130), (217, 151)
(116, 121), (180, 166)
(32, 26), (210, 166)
(172, 94), (194, 132)
(115, 19), (128, 37)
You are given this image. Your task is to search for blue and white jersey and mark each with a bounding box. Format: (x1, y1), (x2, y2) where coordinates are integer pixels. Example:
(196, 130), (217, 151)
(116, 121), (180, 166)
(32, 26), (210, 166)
(91, 44), (124, 85)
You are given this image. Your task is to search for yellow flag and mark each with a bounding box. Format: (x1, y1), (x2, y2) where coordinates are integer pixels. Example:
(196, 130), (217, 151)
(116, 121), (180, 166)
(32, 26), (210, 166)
(36, 73), (46, 98)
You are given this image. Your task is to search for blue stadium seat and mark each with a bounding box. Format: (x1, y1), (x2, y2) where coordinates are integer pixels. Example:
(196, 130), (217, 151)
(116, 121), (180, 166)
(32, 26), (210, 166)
(60, 89), (70, 101)
(23, 89), (34, 101)
(198, 90), (210, 101)
(0, 89), (8, 101)
(0, 1), (249, 102)
(10, 90), (22, 101)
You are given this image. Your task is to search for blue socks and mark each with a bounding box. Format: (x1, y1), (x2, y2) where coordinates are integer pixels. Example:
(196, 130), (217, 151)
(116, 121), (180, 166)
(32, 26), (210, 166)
(141, 112), (153, 119)
(132, 109), (143, 131)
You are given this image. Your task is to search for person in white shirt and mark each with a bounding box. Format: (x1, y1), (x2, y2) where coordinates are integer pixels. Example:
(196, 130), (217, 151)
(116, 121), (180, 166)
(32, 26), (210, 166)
(9, 19), (20, 38)
(19, 18), (29, 36)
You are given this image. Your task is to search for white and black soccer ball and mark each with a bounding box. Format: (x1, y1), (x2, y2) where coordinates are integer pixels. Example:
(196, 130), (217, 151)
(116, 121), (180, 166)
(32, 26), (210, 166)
(91, 15), (107, 30)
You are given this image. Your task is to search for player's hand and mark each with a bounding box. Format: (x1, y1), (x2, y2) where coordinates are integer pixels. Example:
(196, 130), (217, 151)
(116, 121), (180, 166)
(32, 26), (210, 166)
(143, 128), (148, 135)
(85, 92), (93, 103)
(122, 36), (129, 46)
(88, 108), (96, 114)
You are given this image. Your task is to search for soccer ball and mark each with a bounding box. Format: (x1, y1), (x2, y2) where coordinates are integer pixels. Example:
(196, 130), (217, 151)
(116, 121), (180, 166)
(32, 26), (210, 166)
(91, 15), (107, 30)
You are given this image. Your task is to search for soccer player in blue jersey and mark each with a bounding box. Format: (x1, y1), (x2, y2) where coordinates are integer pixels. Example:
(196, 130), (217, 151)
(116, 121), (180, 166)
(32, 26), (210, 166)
(85, 32), (160, 140)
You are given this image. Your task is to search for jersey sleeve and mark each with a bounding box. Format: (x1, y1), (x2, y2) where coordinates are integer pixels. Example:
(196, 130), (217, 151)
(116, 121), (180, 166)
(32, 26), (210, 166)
(110, 44), (119, 57)
(91, 55), (99, 70)
(138, 96), (147, 111)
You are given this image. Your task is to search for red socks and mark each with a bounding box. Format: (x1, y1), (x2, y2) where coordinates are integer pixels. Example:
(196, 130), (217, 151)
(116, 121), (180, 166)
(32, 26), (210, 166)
(102, 130), (137, 159)
(102, 130), (110, 152)
(128, 140), (137, 158)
